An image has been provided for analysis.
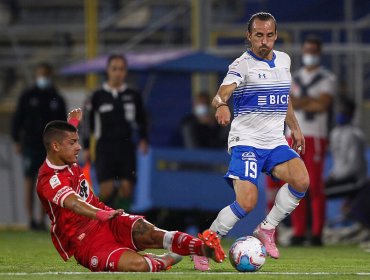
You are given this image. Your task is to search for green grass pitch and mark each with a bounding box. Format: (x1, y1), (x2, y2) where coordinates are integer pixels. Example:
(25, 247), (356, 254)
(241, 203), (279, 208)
(1, 230), (369, 280)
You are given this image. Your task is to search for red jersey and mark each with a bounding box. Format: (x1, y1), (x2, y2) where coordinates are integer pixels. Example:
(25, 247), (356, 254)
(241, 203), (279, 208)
(37, 159), (111, 261)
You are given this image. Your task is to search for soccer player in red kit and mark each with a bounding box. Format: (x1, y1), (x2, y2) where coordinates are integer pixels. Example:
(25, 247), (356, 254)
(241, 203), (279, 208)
(36, 108), (225, 272)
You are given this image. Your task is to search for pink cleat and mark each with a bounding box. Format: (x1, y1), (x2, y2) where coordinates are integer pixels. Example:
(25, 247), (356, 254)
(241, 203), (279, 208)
(253, 224), (280, 259)
(191, 255), (210, 271)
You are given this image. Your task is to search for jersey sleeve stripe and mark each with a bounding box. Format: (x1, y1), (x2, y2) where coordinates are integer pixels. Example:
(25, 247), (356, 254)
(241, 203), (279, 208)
(60, 190), (75, 208)
(52, 186), (74, 206)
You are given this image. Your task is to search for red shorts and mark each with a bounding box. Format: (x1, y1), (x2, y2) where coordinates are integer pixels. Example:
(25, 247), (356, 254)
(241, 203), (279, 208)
(74, 213), (143, 272)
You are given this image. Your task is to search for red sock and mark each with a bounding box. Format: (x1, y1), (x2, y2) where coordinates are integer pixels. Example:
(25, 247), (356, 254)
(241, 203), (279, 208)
(170, 231), (203, 256)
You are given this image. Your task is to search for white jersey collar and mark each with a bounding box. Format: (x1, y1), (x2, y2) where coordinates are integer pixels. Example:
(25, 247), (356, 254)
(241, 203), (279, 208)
(46, 158), (69, 170)
(103, 82), (127, 98)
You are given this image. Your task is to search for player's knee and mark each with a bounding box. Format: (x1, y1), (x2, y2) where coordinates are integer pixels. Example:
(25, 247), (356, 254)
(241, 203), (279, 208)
(133, 219), (162, 250)
(291, 174), (310, 192)
(237, 199), (256, 213)
(132, 257), (150, 272)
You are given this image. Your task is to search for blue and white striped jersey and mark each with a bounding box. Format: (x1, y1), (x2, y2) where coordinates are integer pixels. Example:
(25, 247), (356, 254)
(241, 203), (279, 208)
(222, 50), (291, 150)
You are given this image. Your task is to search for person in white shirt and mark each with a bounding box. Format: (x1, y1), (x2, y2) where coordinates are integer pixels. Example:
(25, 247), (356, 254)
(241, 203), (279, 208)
(286, 36), (336, 246)
(192, 12), (309, 271)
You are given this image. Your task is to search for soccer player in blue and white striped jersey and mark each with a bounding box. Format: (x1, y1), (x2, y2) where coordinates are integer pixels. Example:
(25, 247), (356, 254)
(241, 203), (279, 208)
(194, 12), (310, 271)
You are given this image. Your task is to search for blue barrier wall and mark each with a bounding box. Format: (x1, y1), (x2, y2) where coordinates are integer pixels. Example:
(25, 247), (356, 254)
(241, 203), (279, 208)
(132, 148), (266, 237)
(89, 147), (369, 238)
(131, 147), (370, 238)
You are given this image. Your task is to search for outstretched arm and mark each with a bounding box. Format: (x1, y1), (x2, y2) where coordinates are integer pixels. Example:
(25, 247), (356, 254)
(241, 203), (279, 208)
(63, 193), (123, 222)
(285, 99), (305, 155)
(212, 83), (237, 126)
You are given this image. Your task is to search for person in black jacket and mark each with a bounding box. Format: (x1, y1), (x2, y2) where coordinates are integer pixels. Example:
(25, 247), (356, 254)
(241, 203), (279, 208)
(83, 54), (148, 211)
(181, 92), (228, 149)
(11, 62), (67, 230)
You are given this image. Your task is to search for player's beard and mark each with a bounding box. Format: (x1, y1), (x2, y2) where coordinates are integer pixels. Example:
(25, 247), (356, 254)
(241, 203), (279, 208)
(258, 46), (272, 59)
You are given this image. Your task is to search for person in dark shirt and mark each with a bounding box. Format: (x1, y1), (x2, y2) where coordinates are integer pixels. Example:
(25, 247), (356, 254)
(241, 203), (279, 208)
(83, 54), (148, 211)
(181, 92), (228, 149)
(326, 97), (367, 197)
(11, 62), (67, 230)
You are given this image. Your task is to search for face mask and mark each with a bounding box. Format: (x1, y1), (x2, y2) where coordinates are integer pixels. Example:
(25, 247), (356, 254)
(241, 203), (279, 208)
(36, 76), (51, 89)
(194, 104), (209, 117)
(302, 54), (320, 67)
(336, 113), (351, 126)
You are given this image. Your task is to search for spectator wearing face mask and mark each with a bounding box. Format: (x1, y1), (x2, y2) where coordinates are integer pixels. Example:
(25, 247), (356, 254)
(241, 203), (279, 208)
(11, 62), (67, 230)
(325, 97), (369, 244)
(326, 97), (367, 197)
(181, 92), (228, 149)
(288, 36), (337, 246)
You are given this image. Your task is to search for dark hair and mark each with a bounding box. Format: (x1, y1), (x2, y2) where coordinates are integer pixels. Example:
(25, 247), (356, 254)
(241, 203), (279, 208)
(247, 12), (277, 33)
(106, 53), (127, 68)
(339, 96), (356, 118)
(303, 35), (322, 52)
(43, 120), (77, 150)
(36, 62), (53, 75)
(197, 91), (211, 103)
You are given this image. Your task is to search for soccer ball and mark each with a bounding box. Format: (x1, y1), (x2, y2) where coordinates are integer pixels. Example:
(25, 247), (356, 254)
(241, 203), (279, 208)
(229, 236), (267, 272)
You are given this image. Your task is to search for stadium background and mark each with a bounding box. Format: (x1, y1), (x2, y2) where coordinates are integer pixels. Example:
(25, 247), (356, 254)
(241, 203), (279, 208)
(0, 0), (369, 238)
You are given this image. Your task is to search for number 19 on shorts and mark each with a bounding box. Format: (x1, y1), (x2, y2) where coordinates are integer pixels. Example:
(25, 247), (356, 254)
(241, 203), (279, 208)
(245, 161), (257, 179)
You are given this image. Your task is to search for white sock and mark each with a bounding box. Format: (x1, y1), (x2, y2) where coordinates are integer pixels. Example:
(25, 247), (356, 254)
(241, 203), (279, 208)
(210, 205), (240, 238)
(261, 184), (302, 230)
(163, 231), (176, 251)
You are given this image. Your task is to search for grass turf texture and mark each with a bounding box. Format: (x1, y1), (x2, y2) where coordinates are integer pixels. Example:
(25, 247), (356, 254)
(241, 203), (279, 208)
(1, 230), (369, 280)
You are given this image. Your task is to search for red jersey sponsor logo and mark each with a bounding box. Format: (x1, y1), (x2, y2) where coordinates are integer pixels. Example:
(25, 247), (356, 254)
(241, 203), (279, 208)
(53, 186), (72, 204)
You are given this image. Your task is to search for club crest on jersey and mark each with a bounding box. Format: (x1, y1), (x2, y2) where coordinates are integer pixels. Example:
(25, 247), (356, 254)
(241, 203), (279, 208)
(90, 256), (98, 268)
(241, 152), (256, 161)
(79, 179), (89, 200)
(49, 175), (61, 189)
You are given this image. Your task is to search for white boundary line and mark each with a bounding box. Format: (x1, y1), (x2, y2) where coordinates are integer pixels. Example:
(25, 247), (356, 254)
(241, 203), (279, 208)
(1, 272), (370, 276)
